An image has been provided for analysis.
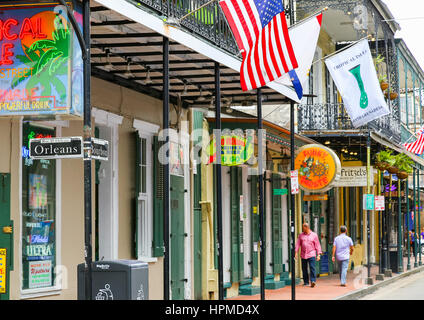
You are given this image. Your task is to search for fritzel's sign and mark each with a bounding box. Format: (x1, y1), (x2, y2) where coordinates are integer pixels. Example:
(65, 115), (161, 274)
(0, 2), (83, 118)
(207, 134), (254, 166)
(295, 144), (341, 193)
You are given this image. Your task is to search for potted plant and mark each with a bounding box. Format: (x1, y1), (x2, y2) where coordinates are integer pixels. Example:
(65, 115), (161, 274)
(394, 153), (413, 180)
(375, 149), (395, 171)
(384, 90), (398, 100)
(374, 54), (388, 90)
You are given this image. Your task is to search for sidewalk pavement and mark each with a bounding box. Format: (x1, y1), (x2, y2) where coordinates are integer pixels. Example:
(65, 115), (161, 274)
(228, 256), (424, 300)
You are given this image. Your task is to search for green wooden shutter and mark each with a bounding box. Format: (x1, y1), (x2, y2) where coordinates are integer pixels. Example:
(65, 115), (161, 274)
(250, 175), (259, 278)
(152, 136), (164, 257)
(230, 166), (244, 282)
(272, 173), (283, 274)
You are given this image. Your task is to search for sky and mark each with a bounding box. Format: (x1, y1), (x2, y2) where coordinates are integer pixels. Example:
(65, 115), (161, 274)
(383, 0), (424, 69)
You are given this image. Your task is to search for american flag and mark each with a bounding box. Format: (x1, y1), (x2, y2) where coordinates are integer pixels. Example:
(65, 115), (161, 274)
(404, 132), (424, 155)
(219, 0), (298, 91)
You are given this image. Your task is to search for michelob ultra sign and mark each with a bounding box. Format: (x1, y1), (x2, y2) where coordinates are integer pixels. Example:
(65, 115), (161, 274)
(207, 134), (254, 166)
(0, 2), (83, 118)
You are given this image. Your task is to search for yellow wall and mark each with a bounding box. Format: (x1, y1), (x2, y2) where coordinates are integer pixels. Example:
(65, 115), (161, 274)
(7, 75), (189, 300)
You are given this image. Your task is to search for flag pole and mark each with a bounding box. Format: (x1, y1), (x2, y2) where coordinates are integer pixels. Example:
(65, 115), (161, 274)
(312, 35), (372, 66)
(287, 7), (328, 31)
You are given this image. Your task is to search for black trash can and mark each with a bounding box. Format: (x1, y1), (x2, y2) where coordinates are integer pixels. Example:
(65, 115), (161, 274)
(389, 246), (399, 273)
(78, 260), (149, 300)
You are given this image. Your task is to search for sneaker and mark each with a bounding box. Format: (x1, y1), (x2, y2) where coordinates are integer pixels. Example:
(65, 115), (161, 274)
(303, 283), (309, 286)
(311, 282), (316, 288)
(341, 284), (346, 287)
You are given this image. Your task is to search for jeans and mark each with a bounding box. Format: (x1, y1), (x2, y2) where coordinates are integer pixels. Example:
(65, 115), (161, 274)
(301, 257), (316, 285)
(337, 259), (349, 285)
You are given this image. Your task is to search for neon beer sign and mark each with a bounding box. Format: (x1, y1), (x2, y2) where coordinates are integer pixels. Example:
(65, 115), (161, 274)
(0, 3), (83, 118)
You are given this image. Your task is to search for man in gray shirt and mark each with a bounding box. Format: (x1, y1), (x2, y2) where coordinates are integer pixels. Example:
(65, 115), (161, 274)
(332, 226), (354, 287)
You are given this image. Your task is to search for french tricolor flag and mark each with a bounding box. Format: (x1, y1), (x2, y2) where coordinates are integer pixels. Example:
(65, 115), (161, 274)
(276, 13), (323, 100)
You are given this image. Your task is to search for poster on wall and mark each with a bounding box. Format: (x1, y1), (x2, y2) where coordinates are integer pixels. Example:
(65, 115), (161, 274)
(29, 174), (48, 209)
(0, 2), (83, 118)
(29, 260), (52, 289)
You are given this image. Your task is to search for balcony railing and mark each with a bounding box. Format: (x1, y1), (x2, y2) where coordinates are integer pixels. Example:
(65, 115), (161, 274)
(126, 0), (239, 56)
(298, 103), (401, 144)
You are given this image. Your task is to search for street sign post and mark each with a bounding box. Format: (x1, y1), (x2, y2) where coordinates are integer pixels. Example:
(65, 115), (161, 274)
(290, 170), (299, 194)
(363, 194), (375, 211)
(30, 137), (83, 159)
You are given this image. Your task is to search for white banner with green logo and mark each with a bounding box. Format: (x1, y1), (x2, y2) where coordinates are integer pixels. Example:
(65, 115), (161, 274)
(325, 39), (390, 128)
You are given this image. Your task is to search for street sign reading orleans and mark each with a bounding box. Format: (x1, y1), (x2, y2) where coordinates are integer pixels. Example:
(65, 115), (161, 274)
(30, 137), (83, 159)
(0, 3), (83, 118)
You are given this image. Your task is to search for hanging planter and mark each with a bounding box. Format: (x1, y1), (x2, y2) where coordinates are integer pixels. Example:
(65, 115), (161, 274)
(380, 82), (389, 91)
(387, 166), (399, 174)
(384, 91), (398, 100)
(394, 153), (413, 180)
(375, 149), (395, 171)
(397, 171), (409, 180)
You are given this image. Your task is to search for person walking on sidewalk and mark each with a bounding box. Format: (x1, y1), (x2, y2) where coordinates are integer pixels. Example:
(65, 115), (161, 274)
(294, 223), (322, 288)
(332, 226), (354, 287)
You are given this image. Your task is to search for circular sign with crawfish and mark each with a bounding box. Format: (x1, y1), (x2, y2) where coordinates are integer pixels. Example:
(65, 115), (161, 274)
(294, 144), (341, 192)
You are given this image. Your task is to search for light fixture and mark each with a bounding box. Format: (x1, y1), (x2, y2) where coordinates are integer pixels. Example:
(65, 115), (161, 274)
(124, 58), (135, 78)
(144, 67), (152, 84)
(324, 140), (331, 145)
(197, 87), (205, 101)
(104, 49), (114, 71)
(350, 152), (354, 155)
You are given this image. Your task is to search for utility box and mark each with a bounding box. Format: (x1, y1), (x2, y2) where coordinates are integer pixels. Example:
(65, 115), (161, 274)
(78, 260), (148, 300)
(388, 246), (400, 274)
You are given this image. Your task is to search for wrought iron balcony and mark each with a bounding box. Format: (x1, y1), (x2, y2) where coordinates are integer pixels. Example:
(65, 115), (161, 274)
(298, 103), (401, 144)
(126, 0), (239, 56)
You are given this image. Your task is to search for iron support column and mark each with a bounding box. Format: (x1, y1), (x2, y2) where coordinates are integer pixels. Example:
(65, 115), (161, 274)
(407, 178), (411, 270)
(163, 37), (170, 299)
(414, 168), (418, 268)
(398, 179), (402, 272)
(82, 0), (92, 300)
(290, 100), (296, 300)
(257, 88), (265, 300)
(418, 169), (422, 266)
(215, 62), (224, 300)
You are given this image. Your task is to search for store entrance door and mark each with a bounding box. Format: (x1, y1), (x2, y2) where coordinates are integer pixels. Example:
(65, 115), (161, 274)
(0, 173), (12, 300)
(170, 175), (185, 300)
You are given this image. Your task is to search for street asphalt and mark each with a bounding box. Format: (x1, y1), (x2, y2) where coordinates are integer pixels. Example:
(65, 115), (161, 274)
(360, 269), (424, 300)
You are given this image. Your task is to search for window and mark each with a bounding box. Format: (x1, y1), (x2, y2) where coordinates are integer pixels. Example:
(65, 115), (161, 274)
(137, 137), (151, 258)
(22, 123), (56, 290)
(133, 119), (159, 261)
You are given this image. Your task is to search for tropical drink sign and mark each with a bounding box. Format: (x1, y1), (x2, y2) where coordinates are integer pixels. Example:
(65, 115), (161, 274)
(0, 2), (83, 118)
(207, 134), (254, 166)
(295, 144), (341, 193)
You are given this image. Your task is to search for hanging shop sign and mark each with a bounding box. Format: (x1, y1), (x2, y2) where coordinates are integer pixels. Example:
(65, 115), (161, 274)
(294, 144), (341, 193)
(0, 248), (6, 294)
(333, 166), (375, 187)
(0, 2), (83, 118)
(303, 194), (328, 201)
(30, 136), (83, 159)
(207, 134), (254, 166)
